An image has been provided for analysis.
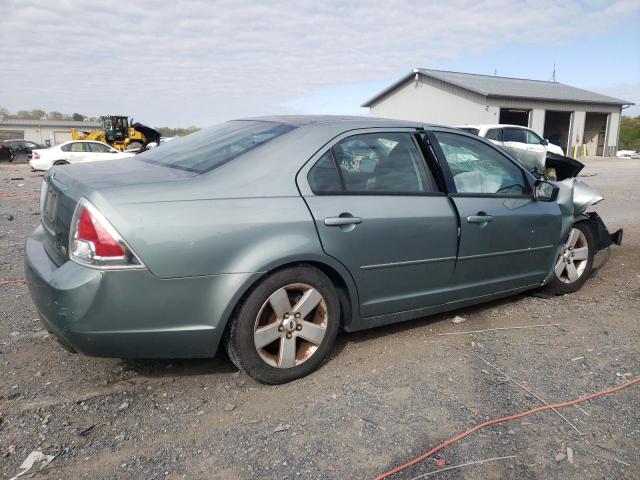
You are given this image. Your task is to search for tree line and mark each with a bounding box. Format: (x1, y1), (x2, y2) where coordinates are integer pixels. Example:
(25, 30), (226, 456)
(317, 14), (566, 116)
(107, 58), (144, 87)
(620, 116), (640, 150)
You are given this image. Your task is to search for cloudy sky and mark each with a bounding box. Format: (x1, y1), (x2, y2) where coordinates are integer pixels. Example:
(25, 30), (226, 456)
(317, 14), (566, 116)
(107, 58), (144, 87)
(1, 0), (639, 127)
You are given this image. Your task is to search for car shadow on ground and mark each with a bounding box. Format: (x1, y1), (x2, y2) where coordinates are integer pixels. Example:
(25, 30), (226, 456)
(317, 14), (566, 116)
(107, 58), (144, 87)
(120, 291), (536, 381)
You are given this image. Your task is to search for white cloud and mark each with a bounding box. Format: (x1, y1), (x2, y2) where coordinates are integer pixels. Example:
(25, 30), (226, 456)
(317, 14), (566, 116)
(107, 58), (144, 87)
(0, 0), (638, 125)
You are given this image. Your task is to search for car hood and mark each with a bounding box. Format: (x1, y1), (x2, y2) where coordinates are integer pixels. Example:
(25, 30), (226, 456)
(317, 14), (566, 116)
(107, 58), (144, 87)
(545, 152), (584, 180)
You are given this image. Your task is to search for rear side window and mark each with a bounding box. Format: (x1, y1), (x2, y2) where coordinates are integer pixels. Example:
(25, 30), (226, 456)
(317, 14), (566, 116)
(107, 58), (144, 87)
(485, 128), (503, 141)
(308, 133), (436, 194)
(138, 121), (296, 174)
(434, 132), (527, 196)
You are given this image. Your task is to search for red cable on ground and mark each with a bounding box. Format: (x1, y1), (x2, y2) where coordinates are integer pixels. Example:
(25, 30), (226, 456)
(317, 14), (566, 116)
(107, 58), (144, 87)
(0, 279), (30, 286)
(374, 377), (640, 480)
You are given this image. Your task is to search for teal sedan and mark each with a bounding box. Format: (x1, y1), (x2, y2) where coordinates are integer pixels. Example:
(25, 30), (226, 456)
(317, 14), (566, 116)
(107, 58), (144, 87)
(26, 116), (621, 384)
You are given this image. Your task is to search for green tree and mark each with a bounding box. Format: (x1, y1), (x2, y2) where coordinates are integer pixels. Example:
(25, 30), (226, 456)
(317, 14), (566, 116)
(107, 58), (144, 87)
(72, 113), (85, 121)
(619, 116), (640, 150)
(47, 111), (64, 120)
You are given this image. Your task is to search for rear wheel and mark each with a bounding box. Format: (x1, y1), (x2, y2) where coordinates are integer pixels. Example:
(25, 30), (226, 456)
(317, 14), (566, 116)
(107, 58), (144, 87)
(53, 160), (69, 166)
(225, 266), (340, 384)
(544, 222), (594, 295)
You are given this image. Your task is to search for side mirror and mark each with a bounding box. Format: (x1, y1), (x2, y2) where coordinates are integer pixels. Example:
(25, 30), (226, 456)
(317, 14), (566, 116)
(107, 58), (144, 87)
(534, 180), (558, 202)
(109, 148), (118, 153)
(543, 138), (549, 146)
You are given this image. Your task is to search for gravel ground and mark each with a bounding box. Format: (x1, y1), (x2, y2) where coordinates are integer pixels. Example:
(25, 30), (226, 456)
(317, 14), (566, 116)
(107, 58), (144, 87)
(1, 157), (638, 480)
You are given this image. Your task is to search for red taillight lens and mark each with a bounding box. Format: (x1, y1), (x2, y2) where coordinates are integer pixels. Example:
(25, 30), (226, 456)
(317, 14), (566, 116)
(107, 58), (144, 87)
(69, 198), (143, 269)
(34, 152), (40, 159)
(77, 208), (125, 257)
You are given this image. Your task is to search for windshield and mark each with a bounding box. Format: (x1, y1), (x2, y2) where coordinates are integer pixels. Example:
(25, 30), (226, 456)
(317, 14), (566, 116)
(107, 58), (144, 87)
(138, 121), (296, 174)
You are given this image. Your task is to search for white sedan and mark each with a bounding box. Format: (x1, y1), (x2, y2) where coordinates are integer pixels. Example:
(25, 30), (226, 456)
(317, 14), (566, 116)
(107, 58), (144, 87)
(29, 140), (135, 171)
(454, 124), (564, 175)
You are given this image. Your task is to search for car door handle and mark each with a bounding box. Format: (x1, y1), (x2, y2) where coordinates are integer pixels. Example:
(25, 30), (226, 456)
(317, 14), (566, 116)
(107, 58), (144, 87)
(467, 214), (493, 224)
(324, 216), (363, 226)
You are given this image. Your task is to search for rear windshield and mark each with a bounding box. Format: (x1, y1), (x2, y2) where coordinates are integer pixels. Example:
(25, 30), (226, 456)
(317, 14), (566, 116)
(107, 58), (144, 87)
(457, 127), (480, 135)
(138, 121), (296, 174)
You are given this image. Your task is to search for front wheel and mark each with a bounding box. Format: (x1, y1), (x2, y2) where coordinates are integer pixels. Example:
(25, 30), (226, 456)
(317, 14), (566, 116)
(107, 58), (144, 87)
(224, 266), (340, 384)
(544, 222), (595, 295)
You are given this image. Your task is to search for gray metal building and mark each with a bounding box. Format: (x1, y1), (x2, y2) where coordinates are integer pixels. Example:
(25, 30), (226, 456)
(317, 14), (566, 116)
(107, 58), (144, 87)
(362, 69), (634, 156)
(0, 119), (100, 146)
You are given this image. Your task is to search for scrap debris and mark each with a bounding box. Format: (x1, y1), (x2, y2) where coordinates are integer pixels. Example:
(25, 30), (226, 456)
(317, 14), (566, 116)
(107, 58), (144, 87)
(8, 450), (55, 479)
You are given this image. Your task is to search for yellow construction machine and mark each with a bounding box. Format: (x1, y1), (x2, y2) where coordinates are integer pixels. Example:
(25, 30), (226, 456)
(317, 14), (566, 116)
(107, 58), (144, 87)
(71, 115), (161, 152)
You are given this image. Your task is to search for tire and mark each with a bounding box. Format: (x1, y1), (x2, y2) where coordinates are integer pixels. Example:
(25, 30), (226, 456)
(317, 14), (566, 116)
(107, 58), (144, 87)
(544, 222), (595, 295)
(53, 160), (69, 166)
(224, 265), (340, 384)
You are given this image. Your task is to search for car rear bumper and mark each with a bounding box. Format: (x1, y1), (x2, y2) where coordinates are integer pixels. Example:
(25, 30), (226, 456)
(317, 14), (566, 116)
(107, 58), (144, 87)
(25, 226), (259, 358)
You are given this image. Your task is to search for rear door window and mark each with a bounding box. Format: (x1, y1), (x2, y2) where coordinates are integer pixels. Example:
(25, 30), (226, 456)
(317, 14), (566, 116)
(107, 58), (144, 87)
(69, 142), (88, 152)
(308, 133), (437, 194)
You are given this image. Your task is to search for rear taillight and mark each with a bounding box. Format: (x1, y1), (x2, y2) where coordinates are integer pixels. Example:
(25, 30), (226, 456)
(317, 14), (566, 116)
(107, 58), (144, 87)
(69, 198), (144, 269)
(33, 152), (40, 159)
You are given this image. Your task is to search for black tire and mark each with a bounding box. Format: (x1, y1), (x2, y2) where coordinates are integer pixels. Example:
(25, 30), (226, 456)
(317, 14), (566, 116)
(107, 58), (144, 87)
(53, 160), (69, 166)
(544, 221), (595, 295)
(224, 265), (340, 384)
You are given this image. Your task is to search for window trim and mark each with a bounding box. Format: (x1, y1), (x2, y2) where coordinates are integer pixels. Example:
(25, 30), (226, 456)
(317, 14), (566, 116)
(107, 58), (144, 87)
(428, 129), (534, 198)
(306, 130), (443, 196)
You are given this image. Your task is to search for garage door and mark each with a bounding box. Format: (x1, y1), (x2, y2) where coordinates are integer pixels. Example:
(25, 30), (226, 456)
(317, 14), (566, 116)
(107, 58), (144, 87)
(0, 130), (24, 141)
(54, 130), (72, 144)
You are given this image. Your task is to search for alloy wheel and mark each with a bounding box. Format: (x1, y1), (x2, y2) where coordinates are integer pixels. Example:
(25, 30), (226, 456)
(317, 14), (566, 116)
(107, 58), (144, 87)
(554, 227), (589, 284)
(253, 283), (328, 368)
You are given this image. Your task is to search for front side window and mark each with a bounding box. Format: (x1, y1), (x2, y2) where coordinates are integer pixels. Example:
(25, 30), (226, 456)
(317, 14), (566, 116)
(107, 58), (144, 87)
(308, 133), (436, 194)
(485, 128), (503, 141)
(138, 121), (296, 174)
(433, 132), (527, 196)
(503, 128), (527, 143)
(525, 130), (544, 145)
(88, 142), (111, 153)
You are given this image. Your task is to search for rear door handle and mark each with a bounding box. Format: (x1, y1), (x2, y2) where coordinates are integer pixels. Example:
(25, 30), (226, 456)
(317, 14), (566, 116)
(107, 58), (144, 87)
(324, 216), (363, 226)
(467, 214), (493, 224)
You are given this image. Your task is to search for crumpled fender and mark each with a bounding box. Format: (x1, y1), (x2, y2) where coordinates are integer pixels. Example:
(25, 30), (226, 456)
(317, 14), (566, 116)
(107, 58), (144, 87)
(542, 177), (608, 285)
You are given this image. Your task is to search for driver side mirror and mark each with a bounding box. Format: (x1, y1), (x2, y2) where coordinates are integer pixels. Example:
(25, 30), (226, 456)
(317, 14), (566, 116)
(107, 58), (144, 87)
(542, 138), (549, 146)
(534, 180), (558, 202)
(109, 148), (118, 153)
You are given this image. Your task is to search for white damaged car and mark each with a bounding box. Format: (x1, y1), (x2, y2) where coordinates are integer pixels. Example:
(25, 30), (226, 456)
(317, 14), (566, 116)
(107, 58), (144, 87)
(30, 140), (135, 171)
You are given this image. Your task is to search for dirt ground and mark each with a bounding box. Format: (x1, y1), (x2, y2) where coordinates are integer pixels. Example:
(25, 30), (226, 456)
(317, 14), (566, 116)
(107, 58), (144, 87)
(1, 156), (638, 480)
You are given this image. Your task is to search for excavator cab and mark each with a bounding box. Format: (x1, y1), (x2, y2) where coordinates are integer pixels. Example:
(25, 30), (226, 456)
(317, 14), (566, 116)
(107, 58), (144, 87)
(101, 115), (129, 142)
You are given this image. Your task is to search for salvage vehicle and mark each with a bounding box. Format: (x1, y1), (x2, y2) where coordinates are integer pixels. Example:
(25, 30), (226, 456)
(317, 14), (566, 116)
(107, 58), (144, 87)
(25, 116), (622, 384)
(71, 115), (161, 152)
(455, 124), (565, 175)
(29, 140), (135, 171)
(0, 143), (15, 162)
(2, 139), (45, 161)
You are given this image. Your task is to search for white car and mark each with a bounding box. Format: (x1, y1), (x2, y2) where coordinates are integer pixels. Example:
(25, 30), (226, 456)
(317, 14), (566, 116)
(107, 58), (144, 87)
(29, 140), (135, 171)
(454, 124), (564, 175)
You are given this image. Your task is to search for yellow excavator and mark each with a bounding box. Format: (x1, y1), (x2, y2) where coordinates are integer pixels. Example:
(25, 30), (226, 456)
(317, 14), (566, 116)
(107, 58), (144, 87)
(71, 115), (161, 152)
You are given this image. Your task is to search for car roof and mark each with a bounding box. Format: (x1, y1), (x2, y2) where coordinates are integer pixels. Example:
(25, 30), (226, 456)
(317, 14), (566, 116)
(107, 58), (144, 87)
(234, 114), (433, 129)
(454, 124), (532, 130)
